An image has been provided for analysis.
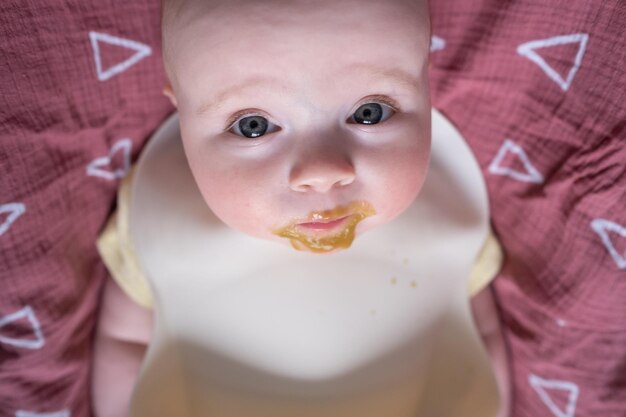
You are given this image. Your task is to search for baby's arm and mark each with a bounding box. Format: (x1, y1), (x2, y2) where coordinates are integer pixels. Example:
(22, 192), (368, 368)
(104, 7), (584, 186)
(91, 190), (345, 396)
(92, 277), (154, 417)
(470, 286), (511, 417)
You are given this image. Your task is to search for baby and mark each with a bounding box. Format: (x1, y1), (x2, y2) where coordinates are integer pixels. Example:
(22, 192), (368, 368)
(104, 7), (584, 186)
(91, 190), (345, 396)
(92, 0), (509, 416)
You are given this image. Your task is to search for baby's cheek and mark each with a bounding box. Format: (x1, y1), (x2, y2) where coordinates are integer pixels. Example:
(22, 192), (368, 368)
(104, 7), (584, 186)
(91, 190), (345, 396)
(380, 146), (428, 212)
(198, 175), (273, 236)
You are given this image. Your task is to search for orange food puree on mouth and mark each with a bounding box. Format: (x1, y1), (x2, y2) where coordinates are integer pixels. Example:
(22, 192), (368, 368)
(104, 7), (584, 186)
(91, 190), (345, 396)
(273, 201), (376, 253)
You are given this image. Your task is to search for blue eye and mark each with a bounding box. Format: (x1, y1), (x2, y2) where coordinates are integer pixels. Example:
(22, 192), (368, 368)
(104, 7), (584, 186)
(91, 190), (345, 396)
(227, 98), (397, 138)
(229, 115), (280, 139)
(349, 102), (395, 125)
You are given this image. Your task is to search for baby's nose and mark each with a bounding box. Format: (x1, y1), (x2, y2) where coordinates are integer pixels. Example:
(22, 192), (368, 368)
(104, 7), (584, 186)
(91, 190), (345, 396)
(289, 155), (356, 193)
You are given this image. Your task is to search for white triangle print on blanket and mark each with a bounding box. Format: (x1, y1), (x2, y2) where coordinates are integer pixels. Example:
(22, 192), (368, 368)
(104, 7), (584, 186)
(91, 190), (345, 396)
(488, 139), (544, 183)
(430, 35), (446, 52)
(529, 374), (579, 417)
(591, 218), (626, 270)
(0, 306), (45, 350)
(89, 31), (152, 81)
(0, 202), (25, 237)
(517, 33), (589, 91)
(86, 138), (132, 180)
(16, 410), (70, 417)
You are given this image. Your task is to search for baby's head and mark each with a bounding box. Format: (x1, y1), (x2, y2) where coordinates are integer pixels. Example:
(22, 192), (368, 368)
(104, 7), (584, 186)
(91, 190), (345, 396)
(161, 0), (431, 253)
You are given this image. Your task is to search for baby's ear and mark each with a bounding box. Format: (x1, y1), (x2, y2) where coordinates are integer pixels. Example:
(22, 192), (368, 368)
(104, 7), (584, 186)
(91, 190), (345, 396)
(163, 85), (178, 108)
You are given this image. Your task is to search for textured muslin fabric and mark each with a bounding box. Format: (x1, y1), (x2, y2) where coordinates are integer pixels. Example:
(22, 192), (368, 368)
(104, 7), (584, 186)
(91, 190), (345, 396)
(0, 0), (624, 416)
(0, 1), (173, 415)
(429, 1), (626, 416)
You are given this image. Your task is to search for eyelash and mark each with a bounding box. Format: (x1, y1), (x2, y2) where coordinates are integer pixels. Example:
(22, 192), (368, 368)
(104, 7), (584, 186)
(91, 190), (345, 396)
(224, 94), (400, 132)
(362, 95), (400, 112)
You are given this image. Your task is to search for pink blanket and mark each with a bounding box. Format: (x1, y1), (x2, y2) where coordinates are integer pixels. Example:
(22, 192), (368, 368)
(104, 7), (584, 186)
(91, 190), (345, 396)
(430, 1), (626, 416)
(1, 0), (624, 416)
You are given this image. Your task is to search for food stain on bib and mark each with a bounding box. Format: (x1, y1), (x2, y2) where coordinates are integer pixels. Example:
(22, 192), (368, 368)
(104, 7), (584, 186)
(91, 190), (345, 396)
(273, 201), (376, 254)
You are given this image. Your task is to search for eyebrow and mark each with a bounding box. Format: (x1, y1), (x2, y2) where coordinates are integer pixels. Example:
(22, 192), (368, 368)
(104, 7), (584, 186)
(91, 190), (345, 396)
(197, 76), (286, 116)
(339, 63), (422, 92)
(196, 64), (421, 116)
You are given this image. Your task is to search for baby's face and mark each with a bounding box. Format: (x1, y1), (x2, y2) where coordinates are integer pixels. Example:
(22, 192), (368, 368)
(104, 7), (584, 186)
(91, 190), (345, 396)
(163, 0), (431, 253)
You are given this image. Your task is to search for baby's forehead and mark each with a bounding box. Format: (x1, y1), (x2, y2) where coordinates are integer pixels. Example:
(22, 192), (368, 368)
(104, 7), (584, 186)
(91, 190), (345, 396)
(164, 0), (429, 86)
(167, 0), (427, 24)
(163, 0), (429, 55)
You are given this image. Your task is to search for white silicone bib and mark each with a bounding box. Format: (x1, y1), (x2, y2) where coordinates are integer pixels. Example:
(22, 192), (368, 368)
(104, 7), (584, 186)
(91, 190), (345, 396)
(128, 109), (501, 417)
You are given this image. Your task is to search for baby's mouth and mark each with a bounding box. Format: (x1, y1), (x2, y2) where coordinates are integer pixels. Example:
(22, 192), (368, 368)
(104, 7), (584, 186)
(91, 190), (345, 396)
(272, 201), (376, 254)
(295, 215), (351, 231)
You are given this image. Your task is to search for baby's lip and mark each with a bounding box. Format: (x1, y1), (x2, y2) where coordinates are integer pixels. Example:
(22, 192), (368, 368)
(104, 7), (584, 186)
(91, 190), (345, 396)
(296, 215), (351, 231)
